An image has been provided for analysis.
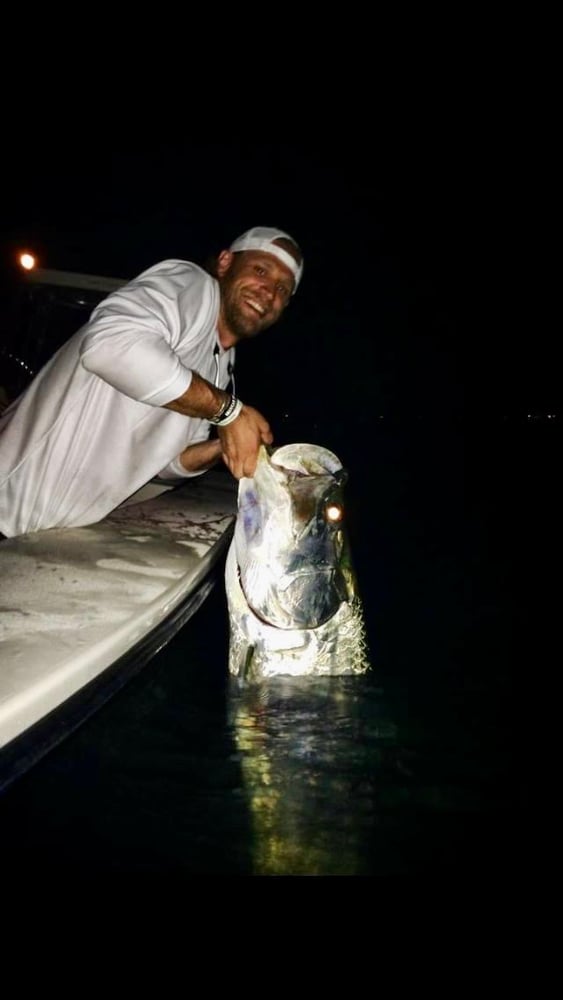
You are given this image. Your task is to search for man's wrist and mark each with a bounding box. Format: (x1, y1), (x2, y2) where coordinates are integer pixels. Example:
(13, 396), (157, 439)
(210, 395), (243, 426)
(212, 396), (242, 427)
(209, 392), (231, 423)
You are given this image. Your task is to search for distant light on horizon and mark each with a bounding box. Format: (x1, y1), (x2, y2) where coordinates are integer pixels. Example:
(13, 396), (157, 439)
(18, 252), (37, 271)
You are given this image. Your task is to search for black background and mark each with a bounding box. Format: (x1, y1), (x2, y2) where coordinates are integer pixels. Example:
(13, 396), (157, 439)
(1, 125), (553, 431)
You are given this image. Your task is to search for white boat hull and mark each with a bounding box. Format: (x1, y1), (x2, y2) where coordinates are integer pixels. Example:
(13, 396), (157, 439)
(0, 472), (236, 786)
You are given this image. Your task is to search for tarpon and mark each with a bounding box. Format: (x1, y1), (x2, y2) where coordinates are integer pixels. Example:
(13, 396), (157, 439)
(225, 443), (371, 681)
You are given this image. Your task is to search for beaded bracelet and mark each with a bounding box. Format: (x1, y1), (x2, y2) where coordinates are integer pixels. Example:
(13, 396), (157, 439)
(209, 393), (232, 424)
(215, 396), (243, 426)
(209, 394), (243, 426)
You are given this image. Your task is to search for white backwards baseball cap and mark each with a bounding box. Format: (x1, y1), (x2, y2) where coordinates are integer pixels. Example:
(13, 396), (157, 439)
(229, 226), (303, 293)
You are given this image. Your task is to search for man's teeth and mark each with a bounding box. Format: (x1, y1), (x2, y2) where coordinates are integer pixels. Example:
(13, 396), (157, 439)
(246, 297), (265, 315)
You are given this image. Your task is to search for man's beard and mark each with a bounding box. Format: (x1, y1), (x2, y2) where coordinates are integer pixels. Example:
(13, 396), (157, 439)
(221, 285), (274, 340)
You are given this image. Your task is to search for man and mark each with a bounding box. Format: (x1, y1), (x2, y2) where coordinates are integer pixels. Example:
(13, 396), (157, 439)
(0, 226), (303, 537)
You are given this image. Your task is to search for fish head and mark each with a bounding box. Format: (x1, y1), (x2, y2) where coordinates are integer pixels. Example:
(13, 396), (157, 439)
(233, 443), (356, 629)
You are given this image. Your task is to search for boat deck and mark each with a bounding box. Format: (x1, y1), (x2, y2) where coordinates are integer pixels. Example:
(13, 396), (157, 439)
(0, 471), (236, 777)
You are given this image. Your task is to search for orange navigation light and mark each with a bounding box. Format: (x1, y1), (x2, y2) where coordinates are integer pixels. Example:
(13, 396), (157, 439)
(18, 252), (37, 271)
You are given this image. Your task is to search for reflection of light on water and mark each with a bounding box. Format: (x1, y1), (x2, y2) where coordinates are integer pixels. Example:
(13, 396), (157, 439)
(228, 676), (397, 876)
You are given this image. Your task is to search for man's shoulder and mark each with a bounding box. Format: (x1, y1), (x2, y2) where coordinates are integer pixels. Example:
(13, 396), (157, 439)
(135, 259), (211, 284)
(130, 260), (218, 335)
(89, 259), (217, 327)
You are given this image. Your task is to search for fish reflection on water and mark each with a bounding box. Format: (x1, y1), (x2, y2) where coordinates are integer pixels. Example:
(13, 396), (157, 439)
(224, 443), (377, 872)
(225, 443), (371, 681)
(228, 675), (398, 876)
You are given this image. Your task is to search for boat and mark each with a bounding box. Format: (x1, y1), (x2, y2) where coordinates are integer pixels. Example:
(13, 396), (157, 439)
(0, 256), (236, 791)
(0, 471), (236, 791)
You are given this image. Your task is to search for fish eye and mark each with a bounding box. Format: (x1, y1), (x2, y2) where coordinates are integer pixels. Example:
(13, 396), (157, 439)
(324, 502), (343, 524)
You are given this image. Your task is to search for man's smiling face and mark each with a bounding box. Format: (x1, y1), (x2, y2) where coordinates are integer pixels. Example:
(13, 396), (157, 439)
(217, 247), (295, 343)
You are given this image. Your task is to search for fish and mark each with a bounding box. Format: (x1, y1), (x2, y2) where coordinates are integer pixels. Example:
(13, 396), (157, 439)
(224, 443), (371, 682)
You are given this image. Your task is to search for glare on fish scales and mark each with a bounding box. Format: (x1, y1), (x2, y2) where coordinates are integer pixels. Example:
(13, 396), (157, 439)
(225, 444), (371, 682)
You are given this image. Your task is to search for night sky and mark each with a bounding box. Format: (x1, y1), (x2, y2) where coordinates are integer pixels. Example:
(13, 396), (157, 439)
(0, 134), (551, 430)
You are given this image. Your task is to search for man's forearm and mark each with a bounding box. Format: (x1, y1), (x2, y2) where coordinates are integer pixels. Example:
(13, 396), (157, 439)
(164, 371), (229, 421)
(178, 438), (222, 473)
(164, 370), (273, 479)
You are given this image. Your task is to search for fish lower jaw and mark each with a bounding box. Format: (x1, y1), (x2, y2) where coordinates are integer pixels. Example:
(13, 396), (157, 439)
(227, 599), (370, 682)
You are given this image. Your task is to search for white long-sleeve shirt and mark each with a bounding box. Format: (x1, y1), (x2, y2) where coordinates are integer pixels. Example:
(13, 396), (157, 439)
(0, 260), (235, 537)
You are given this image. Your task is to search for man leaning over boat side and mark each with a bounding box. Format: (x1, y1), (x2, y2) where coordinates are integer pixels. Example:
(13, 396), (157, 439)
(0, 227), (303, 538)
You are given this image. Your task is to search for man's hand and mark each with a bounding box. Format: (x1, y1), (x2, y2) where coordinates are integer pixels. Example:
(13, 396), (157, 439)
(164, 373), (273, 479)
(218, 404), (273, 478)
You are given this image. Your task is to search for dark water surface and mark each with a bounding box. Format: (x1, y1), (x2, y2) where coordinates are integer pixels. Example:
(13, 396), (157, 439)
(0, 422), (545, 877)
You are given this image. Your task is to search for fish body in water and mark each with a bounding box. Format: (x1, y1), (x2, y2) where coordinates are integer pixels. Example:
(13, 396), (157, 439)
(225, 443), (370, 681)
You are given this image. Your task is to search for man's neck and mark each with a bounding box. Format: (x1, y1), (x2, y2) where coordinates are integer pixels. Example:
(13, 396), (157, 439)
(216, 316), (237, 350)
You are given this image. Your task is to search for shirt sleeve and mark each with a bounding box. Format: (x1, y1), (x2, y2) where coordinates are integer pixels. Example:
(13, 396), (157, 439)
(79, 267), (195, 406)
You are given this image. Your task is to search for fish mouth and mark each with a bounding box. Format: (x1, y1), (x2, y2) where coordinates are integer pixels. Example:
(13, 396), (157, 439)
(249, 569), (347, 630)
